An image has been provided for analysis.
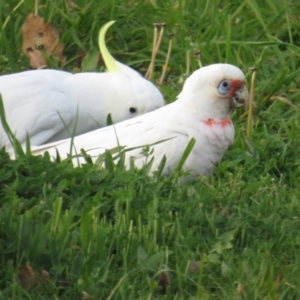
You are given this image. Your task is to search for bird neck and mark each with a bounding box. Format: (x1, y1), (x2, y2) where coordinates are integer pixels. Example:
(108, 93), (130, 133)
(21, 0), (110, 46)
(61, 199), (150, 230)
(176, 94), (231, 121)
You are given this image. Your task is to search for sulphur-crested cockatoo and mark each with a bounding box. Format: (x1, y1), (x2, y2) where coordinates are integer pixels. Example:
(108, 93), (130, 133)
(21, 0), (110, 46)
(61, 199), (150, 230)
(0, 21), (164, 148)
(28, 64), (249, 180)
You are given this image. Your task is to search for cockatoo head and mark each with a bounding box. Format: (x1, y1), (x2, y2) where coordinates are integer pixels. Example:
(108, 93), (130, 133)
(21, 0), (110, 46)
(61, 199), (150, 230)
(98, 20), (164, 124)
(178, 64), (249, 119)
(102, 70), (164, 124)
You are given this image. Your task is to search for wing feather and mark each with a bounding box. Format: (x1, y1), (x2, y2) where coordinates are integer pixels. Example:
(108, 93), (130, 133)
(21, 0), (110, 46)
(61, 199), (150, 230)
(0, 70), (76, 147)
(31, 102), (189, 172)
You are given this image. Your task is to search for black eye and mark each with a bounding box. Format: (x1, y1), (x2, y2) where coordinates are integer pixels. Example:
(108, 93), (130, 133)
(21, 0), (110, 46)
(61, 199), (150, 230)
(129, 107), (136, 113)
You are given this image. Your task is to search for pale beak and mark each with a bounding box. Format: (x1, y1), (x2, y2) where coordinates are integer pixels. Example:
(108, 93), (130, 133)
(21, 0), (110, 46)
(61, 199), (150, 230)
(230, 84), (249, 108)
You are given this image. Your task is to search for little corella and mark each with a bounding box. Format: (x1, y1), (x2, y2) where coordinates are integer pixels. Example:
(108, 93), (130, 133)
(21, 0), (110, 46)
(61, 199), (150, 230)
(28, 64), (249, 181)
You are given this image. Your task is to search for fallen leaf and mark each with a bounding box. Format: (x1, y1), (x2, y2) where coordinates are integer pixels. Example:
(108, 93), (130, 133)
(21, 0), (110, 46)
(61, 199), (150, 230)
(56, 280), (71, 288)
(81, 290), (93, 299)
(18, 263), (50, 289)
(66, 0), (82, 10)
(40, 270), (50, 278)
(187, 261), (201, 273)
(270, 95), (300, 112)
(214, 204), (230, 217)
(21, 13), (65, 68)
(275, 274), (281, 289)
(18, 264), (38, 289)
(236, 282), (245, 298)
(158, 270), (170, 293)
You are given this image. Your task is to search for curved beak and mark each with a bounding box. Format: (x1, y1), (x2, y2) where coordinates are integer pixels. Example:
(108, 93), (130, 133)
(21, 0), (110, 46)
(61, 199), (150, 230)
(230, 84), (249, 109)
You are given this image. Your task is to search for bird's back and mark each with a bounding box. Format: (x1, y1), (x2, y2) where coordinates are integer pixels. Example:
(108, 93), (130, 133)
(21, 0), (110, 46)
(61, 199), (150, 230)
(0, 70), (78, 147)
(30, 101), (235, 179)
(0, 69), (164, 147)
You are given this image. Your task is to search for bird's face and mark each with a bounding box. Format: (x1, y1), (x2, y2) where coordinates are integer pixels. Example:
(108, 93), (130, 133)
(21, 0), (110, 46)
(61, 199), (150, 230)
(179, 64), (249, 119)
(116, 74), (164, 120)
(216, 77), (249, 109)
(103, 71), (164, 124)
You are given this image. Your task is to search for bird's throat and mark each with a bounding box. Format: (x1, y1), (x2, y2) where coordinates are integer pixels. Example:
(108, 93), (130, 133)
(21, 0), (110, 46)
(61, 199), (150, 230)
(203, 118), (232, 127)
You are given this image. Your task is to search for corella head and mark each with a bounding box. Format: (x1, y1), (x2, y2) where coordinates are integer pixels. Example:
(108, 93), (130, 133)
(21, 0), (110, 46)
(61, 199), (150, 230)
(178, 64), (249, 119)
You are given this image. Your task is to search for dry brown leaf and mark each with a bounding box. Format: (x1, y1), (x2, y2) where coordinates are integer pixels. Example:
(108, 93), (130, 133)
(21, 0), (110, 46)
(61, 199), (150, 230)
(158, 270), (170, 293)
(275, 274), (281, 289)
(270, 95), (300, 112)
(18, 263), (50, 289)
(21, 13), (65, 68)
(66, 0), (82, 10)
(56, 280), (71, 288)
(236, 282), (245, 298)
(81, 291), (93, 300)
(214, 204), (230, 217)
(18, 264), (38, 289)
(187, 261), (201, 273)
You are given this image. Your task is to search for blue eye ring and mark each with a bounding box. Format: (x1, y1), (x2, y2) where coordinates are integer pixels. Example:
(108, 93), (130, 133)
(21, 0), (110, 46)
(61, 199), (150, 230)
(217, 79), (232, 95)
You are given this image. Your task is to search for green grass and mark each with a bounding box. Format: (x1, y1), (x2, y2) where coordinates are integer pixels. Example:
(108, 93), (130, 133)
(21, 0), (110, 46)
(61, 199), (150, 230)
(1, 0), (300, 298)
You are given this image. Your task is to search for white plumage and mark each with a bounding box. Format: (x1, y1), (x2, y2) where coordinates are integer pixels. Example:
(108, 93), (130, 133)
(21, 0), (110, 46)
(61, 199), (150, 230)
(28, 64), (249, 180)
(0, 21), (164, 148)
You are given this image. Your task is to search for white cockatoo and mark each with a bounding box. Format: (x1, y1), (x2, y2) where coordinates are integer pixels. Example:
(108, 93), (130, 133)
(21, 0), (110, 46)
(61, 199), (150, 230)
(27, 64), (249, 180)
(0, 21), (164, 148)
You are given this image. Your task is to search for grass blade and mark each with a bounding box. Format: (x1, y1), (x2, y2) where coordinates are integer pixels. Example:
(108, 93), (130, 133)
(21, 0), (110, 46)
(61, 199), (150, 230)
(175, 138), (196, 171)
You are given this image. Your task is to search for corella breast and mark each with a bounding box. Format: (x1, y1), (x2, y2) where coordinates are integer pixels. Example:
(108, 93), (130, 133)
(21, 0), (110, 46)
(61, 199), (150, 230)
(25, 63), (249, 181)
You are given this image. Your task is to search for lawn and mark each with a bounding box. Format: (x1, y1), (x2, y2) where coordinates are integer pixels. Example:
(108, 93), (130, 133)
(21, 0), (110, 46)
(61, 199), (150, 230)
(0, 0), (300, 299)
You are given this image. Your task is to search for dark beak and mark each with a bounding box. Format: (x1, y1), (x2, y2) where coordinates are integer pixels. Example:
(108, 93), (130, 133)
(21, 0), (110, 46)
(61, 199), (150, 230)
(230, 85), (249, 108)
